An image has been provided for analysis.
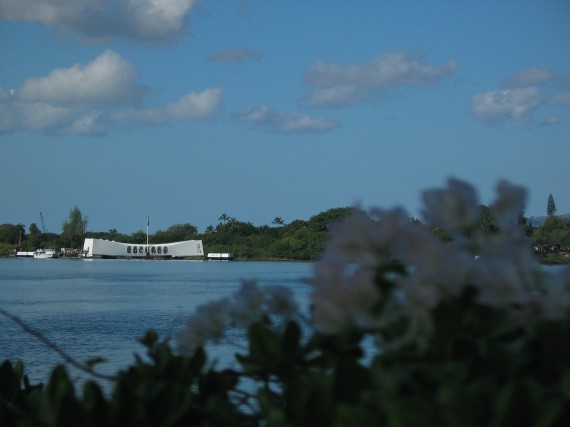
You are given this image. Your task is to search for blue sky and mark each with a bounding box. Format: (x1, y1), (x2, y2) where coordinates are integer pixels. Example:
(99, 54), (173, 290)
(1, 0), (569, 234)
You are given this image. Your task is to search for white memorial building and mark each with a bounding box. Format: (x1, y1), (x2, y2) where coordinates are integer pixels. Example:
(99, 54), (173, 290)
(83, 238), (204, 259)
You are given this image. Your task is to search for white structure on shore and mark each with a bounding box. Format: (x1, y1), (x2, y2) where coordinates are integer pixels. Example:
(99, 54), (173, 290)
(83, 238), (204, 259)
(207, 252), (235, 261)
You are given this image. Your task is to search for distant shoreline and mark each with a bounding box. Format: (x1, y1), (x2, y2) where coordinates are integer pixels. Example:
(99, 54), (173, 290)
(0, 254), (567, 265)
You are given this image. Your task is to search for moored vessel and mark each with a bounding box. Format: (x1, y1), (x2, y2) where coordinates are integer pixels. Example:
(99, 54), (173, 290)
(207, 252), (235, 261)
(33, 249), (58, 259)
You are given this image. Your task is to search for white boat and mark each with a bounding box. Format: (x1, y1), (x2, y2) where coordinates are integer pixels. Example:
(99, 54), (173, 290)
(33, 249), (58, 259)
(207, 252), (235, 261)
(16, 251), (35, 258)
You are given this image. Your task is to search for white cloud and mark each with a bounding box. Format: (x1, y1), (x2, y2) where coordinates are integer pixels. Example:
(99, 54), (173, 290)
(471, 87), (541, 123)
(0, 92), (17, 133)
(0, 0), (197, 43)
(302, 86), (373, 109)
(62, 111), (107, 135)
(505, 67), (570, 88)
(504, 67), (554, 87)
(306, 52), (458, 87)
(209, 48), (264, 63)
(539, 116), (560, 127)
(2, 100), (76, 132)
(301, 51), (458, 108)
(471, 67), (570, 126)
(235, 106), (339, 134)
(235, 106), (269, 122)
(113, 88), (223, 124)
(549, 92), (570, 106)
(0, 52), (223, 136)
(17, 50), (146, 105)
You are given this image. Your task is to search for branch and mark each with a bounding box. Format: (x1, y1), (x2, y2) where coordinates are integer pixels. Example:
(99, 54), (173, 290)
(0, 307), (117, 382)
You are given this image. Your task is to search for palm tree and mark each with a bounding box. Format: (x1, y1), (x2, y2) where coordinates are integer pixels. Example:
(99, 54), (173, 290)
(218, 213), (229, 224)
(15, 224), (25, 248)
(272, 217), (285, 226)
(29, 223), (40, 235)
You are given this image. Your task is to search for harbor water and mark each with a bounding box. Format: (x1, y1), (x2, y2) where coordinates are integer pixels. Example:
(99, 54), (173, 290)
(1, 258), (567, 389)
(0, 258), (314, 386)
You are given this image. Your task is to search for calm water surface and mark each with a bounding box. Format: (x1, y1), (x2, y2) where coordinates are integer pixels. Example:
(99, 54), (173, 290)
(1, 259), (567, 387)
(0, 258), (313, 384)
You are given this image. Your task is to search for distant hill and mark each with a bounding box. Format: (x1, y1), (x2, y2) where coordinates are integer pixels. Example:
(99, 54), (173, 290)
(528, 213), (570, 226)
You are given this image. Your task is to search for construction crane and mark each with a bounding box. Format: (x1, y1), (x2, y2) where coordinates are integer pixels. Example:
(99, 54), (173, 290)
(40, 211), (47, 234)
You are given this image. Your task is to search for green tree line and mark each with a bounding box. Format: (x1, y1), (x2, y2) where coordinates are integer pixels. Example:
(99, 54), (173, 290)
(0, 207), (354, 260)
(1, 205), (569, 262)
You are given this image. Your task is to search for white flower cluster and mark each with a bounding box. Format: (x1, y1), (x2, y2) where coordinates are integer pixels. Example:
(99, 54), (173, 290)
(177, 280), (297, 354)
(311, 178), (570, 348)
(177, 178), (570, 354)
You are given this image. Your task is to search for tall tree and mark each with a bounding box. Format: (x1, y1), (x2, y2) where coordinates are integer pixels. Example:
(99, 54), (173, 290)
(26, 223), (41, 251)
(29, 223), (40, 235)
(547, 194), (557, 216)
(61, 206), (88, 248)
(475, 205), (498, 234)
(0, 224), (18, 244)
